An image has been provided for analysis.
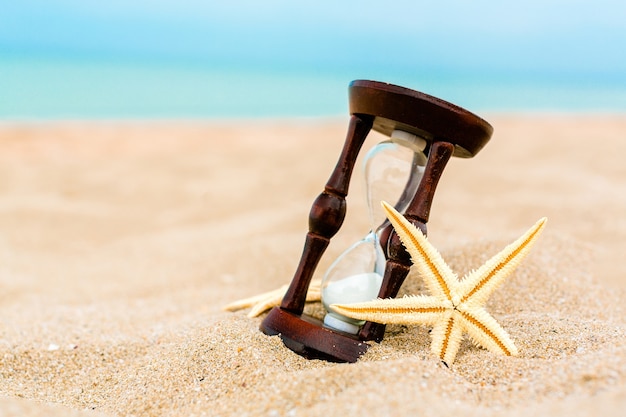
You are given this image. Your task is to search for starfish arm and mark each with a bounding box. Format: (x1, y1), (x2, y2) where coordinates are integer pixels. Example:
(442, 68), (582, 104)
(457, 307), (518, 356)
(459, 217), (547, 307)
(330, 295), (448, 325)
(223, 280), (322, 317)
(381, 201), (459, 302)
(305, 286), (321, 302)
(246, 292), (288, 318)
(430, 311), (464, 366)
(222, 286), (288, 312)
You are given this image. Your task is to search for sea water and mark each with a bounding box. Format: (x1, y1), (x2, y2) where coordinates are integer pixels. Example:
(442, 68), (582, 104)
(2, 55), (626, 120)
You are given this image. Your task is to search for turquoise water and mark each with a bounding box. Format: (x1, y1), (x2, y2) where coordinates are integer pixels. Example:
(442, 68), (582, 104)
(2, 55), (626, 120)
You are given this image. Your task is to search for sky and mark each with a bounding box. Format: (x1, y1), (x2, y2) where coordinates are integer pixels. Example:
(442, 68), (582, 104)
(2, 0), (624, 72)
(1, 1), (626, 117)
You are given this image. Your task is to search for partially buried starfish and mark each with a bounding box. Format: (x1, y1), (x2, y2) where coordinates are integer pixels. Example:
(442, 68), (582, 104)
(223, 280), (322, 318)
(331, 201), (546, 366)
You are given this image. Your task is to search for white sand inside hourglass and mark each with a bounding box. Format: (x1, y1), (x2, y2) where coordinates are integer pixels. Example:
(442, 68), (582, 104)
(322, 272), (383, 334)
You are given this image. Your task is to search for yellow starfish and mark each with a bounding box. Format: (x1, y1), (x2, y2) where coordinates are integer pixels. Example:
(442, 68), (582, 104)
(223, 280), (322, 318)
(331, 201), (546, 366)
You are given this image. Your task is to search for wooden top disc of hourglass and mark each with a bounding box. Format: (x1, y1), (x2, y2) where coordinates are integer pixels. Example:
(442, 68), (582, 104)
(349, 80), (493, 158)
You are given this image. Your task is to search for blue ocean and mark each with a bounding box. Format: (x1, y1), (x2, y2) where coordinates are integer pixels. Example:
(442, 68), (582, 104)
(2, 54), (626, 120)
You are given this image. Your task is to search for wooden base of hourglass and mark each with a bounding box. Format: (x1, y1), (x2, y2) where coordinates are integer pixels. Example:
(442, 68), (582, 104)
(260, 80), (493, 363)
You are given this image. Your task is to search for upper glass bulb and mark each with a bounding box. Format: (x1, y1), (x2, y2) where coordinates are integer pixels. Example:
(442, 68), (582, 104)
(364, 130), (427, 231)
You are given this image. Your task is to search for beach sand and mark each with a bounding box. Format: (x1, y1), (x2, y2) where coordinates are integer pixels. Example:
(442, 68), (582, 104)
(0, 115), (624, 416)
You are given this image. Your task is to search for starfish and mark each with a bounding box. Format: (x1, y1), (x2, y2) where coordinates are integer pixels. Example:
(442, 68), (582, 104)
(223, 279), (322, 318)
(331, 201), (546, 366)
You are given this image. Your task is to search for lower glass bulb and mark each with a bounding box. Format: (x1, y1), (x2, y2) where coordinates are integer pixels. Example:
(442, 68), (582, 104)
(321, 232), (384, 334)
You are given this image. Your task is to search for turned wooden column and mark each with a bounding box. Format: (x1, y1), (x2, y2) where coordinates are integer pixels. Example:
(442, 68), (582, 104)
(281, 114), (374, 314)
(359, 141), (455, 342)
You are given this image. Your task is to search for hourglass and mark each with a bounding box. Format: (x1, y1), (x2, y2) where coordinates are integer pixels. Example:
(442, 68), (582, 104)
(260, 80), (493, 362)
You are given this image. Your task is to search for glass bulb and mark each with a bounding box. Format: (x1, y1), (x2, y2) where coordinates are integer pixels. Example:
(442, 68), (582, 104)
(365, 133), (427, 231)
(321, 232), (385, 334)
(321, 130), (428, 334)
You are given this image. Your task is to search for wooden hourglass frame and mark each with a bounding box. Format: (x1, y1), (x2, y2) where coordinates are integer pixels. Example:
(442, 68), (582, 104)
(260, 80), (493, 362)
